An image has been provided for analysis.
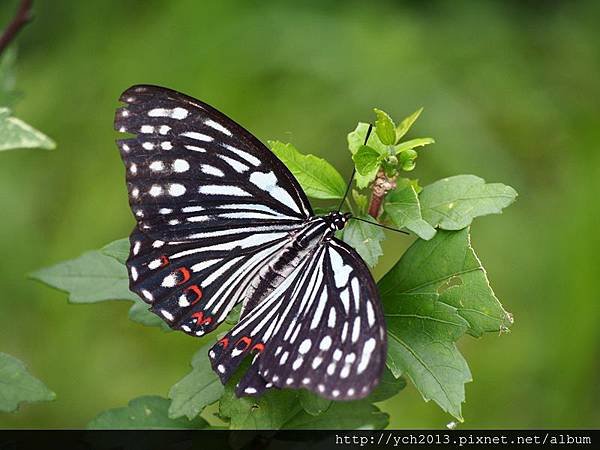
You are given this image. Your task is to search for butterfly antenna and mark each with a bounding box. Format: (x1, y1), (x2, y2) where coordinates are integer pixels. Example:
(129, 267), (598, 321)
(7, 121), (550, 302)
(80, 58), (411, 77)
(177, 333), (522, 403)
(337, 168), (356, 213)
(350, 217), (410, 235)
(337, 124), (373, 212)
(337, 124), (407, 235)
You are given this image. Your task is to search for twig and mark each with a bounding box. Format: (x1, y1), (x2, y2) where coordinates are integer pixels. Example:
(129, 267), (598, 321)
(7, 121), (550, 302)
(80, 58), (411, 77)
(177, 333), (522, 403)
(368, 170), (397, 219)
(0, 0), (33, 56)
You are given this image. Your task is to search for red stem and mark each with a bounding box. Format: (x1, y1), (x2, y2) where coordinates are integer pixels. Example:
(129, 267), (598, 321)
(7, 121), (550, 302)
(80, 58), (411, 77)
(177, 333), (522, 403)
(0, 0), (33, 55)
(368, 171), (397, 219)
(368, 193), (384, 219)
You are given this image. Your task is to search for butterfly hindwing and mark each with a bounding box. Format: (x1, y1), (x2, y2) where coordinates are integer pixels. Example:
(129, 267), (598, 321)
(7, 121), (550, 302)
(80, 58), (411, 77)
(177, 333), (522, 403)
(208, 236), (387, 401)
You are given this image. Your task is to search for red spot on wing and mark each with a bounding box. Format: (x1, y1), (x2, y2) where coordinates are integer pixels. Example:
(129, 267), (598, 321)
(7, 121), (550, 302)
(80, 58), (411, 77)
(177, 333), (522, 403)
(159, 255), (169, 267)
(251, 343), (265, 353)
(218, 337), (229, 349)
(236, 336), (252, 351)
(184, 285), (203, 306)
(191, 311), (213, 326)
(175, 267), (191, 285)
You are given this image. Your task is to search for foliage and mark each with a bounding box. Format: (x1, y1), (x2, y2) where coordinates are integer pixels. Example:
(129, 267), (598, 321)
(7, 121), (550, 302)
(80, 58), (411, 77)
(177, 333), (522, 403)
(87, 396), (208, 429)
(31, 106), (517, 429)
(269, 140), (346, 199)
(219, 370), (303, 429)
(31, 249), (136, 303)
(419, 175), (518, 230)
(283, 400), (389, 429)
(215, 360), (390, 430)
(0, 107), (54, 152)
(0, 353), (55, 413)
(342, 214), (385, 267)
(31, 241), (171, 331)
(348, 109), (435, 187)
(168, 344), (224, 420)
(0, 49), (55, 417)
(384, 180), (436, 240)
(379, 228), (511, 420)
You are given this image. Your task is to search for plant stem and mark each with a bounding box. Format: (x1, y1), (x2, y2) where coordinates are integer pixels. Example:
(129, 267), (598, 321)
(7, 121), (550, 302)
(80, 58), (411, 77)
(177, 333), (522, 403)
(0, 0), (33, 56)
(368, 170), (397, 219)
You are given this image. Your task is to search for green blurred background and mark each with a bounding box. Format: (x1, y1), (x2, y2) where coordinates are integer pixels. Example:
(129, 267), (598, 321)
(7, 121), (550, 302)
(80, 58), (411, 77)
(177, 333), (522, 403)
(1, 0), (598, 428)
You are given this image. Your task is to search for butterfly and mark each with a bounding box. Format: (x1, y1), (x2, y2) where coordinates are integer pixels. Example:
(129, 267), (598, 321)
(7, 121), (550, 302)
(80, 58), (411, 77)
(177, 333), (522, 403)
(114, 85), (387, 400)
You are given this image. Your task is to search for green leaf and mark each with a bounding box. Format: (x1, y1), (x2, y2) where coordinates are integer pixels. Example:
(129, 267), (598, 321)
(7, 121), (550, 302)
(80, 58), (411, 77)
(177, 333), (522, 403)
(381, 227), (512, 336)
(312, 206), (331, 216)
(87, 396), (208, 429)
(394, 137), (435, 154)
(408, 178), (423, 194)
(378, 228), (512, 420)
(342, 215), (385, 268)
(0, 353), (55, 412)
(398, 149), (418, 163)
(298, 390), (331, 416)
(32, 244), (172, 331)
(438, 231), (513, 336)
(384, 183), (436, 240)
(373, 108), (396, 145)
(284, 401), (389, 430)
(0, 108), (55, 152)
(100, 238), (130, 264)
(384, 296), (470, 421)
(365, 367), (407, 404)
(419, 175), (518, 230)
(128, 298), (171, 330)
(168, 345), (224, 420)
(269, 140), (346, 199)
(348, 123), (388, 155)
(347, 123), (388, 188)
(31, 250), (136, 303)
(401, 160), (416, 172)
(351, 189), (368, 215)
(395, 107), (423, 141)
(219, 368), (302, 429)
(224, 303), (242, 326)
(352, 145), (382, 177)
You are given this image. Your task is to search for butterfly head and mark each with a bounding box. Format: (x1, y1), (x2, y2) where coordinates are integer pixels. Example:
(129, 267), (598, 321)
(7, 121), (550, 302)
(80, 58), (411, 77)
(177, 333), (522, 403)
(325, 211), (352, 231)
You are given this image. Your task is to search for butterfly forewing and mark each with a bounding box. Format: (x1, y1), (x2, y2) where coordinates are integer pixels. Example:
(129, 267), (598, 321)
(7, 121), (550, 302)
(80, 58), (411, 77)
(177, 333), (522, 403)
(115, 85), (313, 333)
(115, 84), (312, 238)
(115, 84), (387, 400)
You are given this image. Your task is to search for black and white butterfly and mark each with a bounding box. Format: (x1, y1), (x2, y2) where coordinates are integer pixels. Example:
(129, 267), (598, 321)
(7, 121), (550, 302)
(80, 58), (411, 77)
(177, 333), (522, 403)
(115, 85), (387, 400)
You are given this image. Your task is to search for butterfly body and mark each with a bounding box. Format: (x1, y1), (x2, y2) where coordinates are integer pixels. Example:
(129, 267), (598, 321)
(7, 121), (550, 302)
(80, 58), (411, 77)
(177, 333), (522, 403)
(240, 211), (350, 316)
(116, 85), (386, 400)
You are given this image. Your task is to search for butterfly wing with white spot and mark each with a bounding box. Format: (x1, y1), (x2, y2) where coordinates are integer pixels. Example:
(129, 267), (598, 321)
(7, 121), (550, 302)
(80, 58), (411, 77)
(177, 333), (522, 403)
(115, 84), (312, 240)
(115, 85), (312, 335)
(208, 237), (387, 400)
